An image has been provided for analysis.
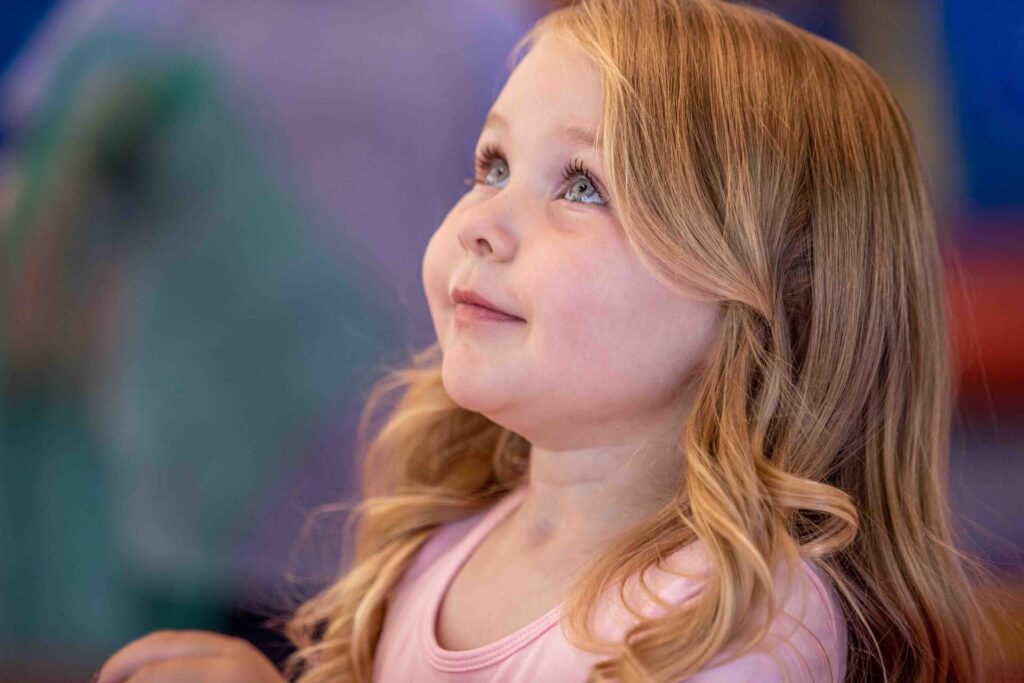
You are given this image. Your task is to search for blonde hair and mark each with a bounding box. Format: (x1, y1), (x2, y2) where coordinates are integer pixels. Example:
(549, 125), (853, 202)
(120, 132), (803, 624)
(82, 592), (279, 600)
(280, 0), (992, 680)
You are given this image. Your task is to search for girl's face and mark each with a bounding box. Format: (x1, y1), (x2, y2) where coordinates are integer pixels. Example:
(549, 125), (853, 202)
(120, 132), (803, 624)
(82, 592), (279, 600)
(422, 34), (722, 451)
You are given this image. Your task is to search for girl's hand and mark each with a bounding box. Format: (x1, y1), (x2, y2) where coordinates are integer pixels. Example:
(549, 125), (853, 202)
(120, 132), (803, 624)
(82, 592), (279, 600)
(95, 629), (287, 683)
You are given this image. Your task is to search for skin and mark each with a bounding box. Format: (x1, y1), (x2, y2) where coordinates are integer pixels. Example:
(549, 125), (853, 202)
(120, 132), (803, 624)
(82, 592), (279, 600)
(422, 32), (723, 562)
(94, 630), (284, 683)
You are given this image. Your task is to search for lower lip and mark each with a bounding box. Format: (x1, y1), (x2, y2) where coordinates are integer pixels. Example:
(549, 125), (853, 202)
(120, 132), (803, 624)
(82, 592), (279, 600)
(454, 302), (525, 323)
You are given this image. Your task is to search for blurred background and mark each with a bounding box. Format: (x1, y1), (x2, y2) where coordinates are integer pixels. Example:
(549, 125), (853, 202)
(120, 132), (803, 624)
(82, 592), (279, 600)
(0, 0), (1020, 681)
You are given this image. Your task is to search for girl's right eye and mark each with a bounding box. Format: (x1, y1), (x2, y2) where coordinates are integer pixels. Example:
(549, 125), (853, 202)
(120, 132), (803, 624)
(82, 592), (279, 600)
(469, 144), (508, 188)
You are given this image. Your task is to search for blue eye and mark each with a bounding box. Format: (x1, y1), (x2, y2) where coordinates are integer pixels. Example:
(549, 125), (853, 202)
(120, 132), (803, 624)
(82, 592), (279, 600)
(467, 144), (609, 207)
(560, 159), (606, 206)
(483, 156), (507, 185)
(475, 146), (510, 187)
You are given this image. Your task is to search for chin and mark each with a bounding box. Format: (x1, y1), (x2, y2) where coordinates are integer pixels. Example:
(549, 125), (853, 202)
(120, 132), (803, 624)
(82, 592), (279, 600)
(441, 362), (511, 418)
(441, 365), (491, 412)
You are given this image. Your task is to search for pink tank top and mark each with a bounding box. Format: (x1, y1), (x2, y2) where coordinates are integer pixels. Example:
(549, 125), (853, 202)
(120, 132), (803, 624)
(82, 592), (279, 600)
(373, 485), (847, 682)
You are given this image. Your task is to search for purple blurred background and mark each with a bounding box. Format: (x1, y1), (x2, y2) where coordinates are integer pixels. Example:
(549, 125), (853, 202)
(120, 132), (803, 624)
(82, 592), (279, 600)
(0, 1), (1020, 680)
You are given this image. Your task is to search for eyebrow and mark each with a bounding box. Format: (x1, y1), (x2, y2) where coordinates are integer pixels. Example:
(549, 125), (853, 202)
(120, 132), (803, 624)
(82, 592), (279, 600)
(483, 110), (601, 152)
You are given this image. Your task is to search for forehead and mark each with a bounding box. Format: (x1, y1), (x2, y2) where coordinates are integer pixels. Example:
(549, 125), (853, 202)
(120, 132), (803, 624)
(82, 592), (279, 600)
(483, 34), (604, 149)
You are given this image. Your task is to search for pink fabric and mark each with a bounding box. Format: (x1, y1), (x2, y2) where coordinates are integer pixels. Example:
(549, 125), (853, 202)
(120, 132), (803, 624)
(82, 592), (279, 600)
(373, 485), (848, 682)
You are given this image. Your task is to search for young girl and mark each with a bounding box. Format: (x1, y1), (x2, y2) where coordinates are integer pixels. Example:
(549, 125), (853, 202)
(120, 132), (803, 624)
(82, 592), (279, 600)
(96, 0), (991, 681)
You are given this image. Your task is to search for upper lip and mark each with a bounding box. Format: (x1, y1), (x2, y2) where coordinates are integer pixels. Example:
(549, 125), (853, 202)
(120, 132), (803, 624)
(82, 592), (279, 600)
(451, 286), (523, 320)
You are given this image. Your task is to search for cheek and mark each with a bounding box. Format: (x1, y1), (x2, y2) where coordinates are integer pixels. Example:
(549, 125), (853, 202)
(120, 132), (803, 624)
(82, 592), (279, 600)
(530, 260), (635, 371)
(421, 226), (457, 342)
(530, 262), (714, 406)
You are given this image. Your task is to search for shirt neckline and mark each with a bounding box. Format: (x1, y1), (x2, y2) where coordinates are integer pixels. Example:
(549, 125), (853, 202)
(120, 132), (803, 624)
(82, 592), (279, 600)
(421, 485), (563, 672)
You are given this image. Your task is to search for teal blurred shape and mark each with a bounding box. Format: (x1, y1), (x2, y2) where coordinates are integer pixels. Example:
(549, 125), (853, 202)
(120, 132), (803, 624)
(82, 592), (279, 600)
(0, 27), (403, 663)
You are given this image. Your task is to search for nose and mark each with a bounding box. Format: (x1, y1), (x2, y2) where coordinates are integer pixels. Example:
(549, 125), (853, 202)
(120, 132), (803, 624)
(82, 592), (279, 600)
(456, 191), (518, 262)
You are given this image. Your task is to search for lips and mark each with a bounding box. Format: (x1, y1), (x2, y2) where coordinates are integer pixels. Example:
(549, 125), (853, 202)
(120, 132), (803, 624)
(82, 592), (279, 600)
(451, 286), (524, 320)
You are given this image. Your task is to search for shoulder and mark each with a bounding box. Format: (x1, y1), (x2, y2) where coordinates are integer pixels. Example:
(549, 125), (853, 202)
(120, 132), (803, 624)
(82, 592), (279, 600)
(683, 557), (848, 683)
(393, 505), (489, 588)
(595, 541), (847, 683)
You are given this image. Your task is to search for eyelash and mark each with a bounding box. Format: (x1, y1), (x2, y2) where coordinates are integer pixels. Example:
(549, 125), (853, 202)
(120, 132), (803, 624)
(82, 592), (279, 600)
(469, 144), (609, 207)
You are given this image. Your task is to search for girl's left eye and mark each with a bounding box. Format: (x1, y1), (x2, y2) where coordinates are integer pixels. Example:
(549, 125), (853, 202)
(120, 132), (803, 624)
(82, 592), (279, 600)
(466, 145), (608, 207)
(561, 158), (606, 204)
